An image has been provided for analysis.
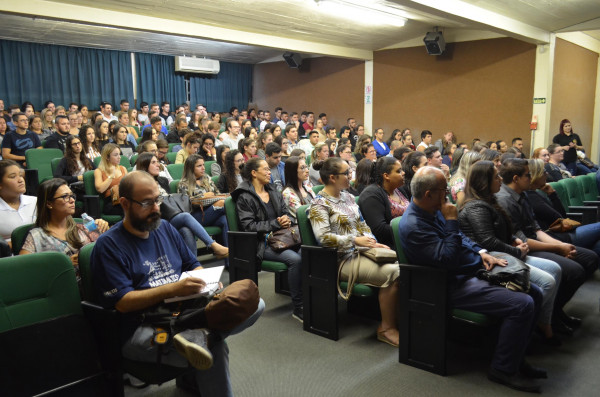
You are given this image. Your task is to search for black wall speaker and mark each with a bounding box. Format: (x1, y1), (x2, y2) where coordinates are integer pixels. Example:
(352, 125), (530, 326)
(423, 31), (446, 55)
(283, 52), (302, 68)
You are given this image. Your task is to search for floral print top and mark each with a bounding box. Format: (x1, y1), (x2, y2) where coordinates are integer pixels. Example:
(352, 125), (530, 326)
(449, 177), (465, 203)
(388, 188), (410, 218)
(282, 183), (316, 223)
(308, 190), (375, 262)
(178, 176), (220, 200)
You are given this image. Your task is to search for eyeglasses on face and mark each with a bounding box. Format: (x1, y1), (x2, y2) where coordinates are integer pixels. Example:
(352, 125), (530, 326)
(52, 193), (76, 202)
(127, 195), (164, 209)
(333, 170), (350, 176)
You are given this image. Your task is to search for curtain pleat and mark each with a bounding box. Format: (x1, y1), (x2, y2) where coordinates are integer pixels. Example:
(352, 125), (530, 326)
(135, 53), (186, 107)
(189, 61), (252, 112)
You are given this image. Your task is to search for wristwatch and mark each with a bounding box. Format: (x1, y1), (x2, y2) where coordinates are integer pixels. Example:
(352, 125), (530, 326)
(478, 249), (488, 255)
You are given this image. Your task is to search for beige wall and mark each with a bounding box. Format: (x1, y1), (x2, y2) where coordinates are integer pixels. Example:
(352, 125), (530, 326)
(550, 38), (599, 152)
(373, 38), (536, 154)
(252, 57), (365, 131)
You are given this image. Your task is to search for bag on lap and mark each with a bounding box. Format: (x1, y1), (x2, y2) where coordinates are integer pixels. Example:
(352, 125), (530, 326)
(266, 226), (301, 252)
(476, 252), (530, 293)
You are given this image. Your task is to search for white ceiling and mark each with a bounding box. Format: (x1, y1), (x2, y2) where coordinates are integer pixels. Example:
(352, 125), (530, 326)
(0, 0), (599, 63)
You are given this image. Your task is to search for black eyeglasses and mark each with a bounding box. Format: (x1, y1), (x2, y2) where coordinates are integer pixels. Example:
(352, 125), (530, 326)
(127, 196), (164, 209)
(52, 193), (76, 202)
(334, 170), (350, 176)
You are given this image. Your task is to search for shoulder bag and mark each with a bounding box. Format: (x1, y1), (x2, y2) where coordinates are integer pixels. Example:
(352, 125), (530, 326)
(160, 193), (192, 221)
(547, 218), (581, 233)
(267, 226), (301, 252)
(476, 252), (530, 293)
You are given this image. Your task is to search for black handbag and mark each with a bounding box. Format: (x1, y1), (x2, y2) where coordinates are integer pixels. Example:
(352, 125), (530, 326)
(160, 193), (192, 221)
(267, 226), (301, 252)
(476, 252), (530, 293)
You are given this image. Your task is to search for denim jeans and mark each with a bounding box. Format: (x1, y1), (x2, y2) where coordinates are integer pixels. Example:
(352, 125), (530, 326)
(263, 245), (303, 309)
(192, 205), (229, 247)
(170, 212), (215, 249)
(525, 256), (561, 324)
(572, 222), (600, 263)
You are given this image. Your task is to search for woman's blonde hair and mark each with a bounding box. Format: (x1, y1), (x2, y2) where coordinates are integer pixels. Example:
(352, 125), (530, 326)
(528, 158), (545, 185)
(98, 143), (120, 174)
(311, 142), (327, 162)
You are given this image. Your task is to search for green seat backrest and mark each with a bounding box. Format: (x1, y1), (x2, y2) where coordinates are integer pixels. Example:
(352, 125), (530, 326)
(306, 155), (311, 165)
(93, 156), (101, 167)
(549, 182), (569, 209)
(83, 170), (97, 196)
(50, 157), (62, 176)
(168, 143), (178, 152)
(224, 197), (239, 231)
(130, 154), (139, 167)
(78, 242), (95, 302)
(170, 179), (180, 194)
(560, 178), (584, 206)
(312, 185), (324, 195)
(136, 137), (142, 144)
(390, 217), (409, 263)
(10, 224), (35, 256)
(167, 164), (184, 180)
(212, 175), (220, 184)
(297, 204), (317, 246)
(205, 161), (215, 177)
(119, 155), (131, 168)
(577, 174), (598, 201)
(25, 148), (63, 183)
(166, 152), (178, 164)
(0, 252), (81, 332)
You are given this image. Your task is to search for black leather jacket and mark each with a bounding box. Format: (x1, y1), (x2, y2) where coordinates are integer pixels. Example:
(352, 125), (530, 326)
(231, 181), (291, 262)
(458, 199), (523, 259)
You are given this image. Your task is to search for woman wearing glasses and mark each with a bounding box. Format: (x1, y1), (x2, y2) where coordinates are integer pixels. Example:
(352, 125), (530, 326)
(20, 178), (109, 277)
(309, 157), (400, 347)
(54, 135), (95, 184)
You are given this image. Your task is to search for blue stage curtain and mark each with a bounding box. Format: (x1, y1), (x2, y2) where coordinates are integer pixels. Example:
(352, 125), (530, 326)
(135, 53), (186, 108)
(0, 39), (133, 111)
(189, 61), (252, 112)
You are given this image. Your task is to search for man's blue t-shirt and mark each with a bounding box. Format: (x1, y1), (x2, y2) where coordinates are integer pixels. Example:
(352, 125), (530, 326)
(91, 219), (199, 310)
(1, 130), (41, 158)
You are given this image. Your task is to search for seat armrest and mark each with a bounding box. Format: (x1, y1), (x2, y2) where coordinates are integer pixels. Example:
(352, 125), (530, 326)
(565, 213), (584, 223)
(567, 206), (597, 224)
(583, 200), (600, 207)
(81, 301), (123, 375)
(24, 169), (39, 196)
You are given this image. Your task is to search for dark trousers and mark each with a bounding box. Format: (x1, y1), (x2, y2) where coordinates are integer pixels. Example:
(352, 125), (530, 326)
(530, 246), (597, 314)
(451, 277), (542, 374)
(263, 245), (303, 309)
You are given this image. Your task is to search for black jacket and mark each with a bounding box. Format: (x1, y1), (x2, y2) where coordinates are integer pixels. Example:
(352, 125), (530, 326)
(45, 131), (69, 152)
(458, 199), (523, 259)
(358, 184), (393, 247)
(54, 157), (95, 184)
(231, 181), (291, 262)
(525, 190), (572, 243)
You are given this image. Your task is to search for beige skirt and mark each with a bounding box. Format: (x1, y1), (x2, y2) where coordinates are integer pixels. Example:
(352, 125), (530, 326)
(339, 254), (399, 289)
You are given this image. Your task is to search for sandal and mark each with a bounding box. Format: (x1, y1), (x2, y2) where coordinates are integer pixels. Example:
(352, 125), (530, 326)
(377, 329), (399, 347)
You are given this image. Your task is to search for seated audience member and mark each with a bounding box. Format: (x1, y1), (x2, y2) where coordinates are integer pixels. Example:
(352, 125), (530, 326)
(449, 151), (481, 205)
(392, 146), (412, 163)
(336, 144), (357, 180)
(2, 113), (42, 165)
(458, 161), (562, 345)
(372, 128), (390, 157)
(265, 143), (285, 192)
(268, 124), (282, 140)
(54, 135), (95, 185)
(0, 116), (7, 148)
(116, 111), (138, 143)
(176, 133), (200, 164)
(179, 154), (228, 246)
(472, 142), (488, 154)
(136, 153), (228, 257)
(94, 119), (111, 150)
(142, 116), (167, 142)
(527, 159), (600, 259)
(545, 144), (572, 181)
(496, 140), (508, 153)
(434, 131), (455, 155)
(188, 110), (203, 132)
(359, 157), (408, 248)
(442, 142), (457, 167)
(155, 139), (171, 166)
(282, 156), (315, 223)
(531, 147), (548, 162)
(79, 123), (101, 161)
(221, 119), (242, 150)
(0, 160), (36, 241)
(198, 134), (216, 162)
(216, 149), (243, 194)
(353, 135), (371, 162)
(512, 137), (526, 159)
(398, 166), (544, 392)
(239, 138), (258, 162)
(244, 126), (258, 141)
(94, 143), (127, 216)
(140, 127), (159, 144)
(486, 141), (498, 151)
(309, 142), (329, 186)
(90, 171), (263, 396)
(274, 135), (291, 161)
(309, 157), (400, 346)
(298, 129), (319, 157)
(386, 129), (402, 149)
(401, 133), (415, 151)
(424, 146), (450, 179)
(256, 131), (273, 160)
(480, 149), (502, 170)
(211, 145), (229, 177)
(20, 178), (108, 280)
(233, 158), (303, 321)
(505, 147), (522, 158)
(450, 146), (466, 175)
(29, 114), (51, 141)
(112, 123), (136, 159)
(416, 130), (433, 152)
(399, 151), (427, 201)
(352, 158), (375, 196)
(41, 108), (56, 135)
(45, 115), (71, 152)
(359, 143), (377, 163)
(135, 140), (173, 182)
(289, 148), (306, 162)
(168, 116), (191, 144)
(496, 158), (598, 334)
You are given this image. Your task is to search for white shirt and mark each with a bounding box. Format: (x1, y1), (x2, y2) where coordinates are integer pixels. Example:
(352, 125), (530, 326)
(0, 195), (37, 241)
(101, 113), (118, 122)
(298, 139), (315, 156)
(222, 134), (243, 150)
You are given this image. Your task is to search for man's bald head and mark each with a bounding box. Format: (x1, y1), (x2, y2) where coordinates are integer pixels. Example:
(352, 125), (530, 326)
(119, 171), (156, 200)
(411, 166), (445, 200)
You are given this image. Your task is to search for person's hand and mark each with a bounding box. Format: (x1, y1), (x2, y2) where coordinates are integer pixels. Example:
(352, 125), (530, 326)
(481, 253), (507, 271)
(517, 243), (529, 258)
(173, 277), (206, 297)
(440, 164), (450, 176)
(203, 192), (215, 197)
(70, 253), (79, 267)
(512, 238), (524, 246)
(373, 243), (390, 249)
(355, 236), (377, 248)
(557, 243), (577, 258)
(441, 202), (457, 220)
(78, 175), (83, 181)
(541, 184), (555, 195)
(277, 215), (291, 228)
(95, 219), (109, 233)
(568, 142), (575, 148)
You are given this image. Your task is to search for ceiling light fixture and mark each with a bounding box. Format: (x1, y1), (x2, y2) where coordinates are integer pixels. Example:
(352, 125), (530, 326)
(314, 0), (408, 27)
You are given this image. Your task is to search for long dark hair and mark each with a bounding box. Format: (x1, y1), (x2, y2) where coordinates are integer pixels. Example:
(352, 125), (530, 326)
(354, 158), (375, 191)
(215, 145), (229, 170)
(78, 123), (99, 156)
(35, 178), (83, 250)
(135, 152), (156, 177)
(224, 149), (241, 192)
(64, 135), (93, 175)
(283, 156), (308, 204)
(94, 119), (109, 142)
(240, 157), (263, 181)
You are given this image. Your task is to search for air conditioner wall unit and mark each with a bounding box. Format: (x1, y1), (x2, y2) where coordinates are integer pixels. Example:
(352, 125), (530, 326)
(174, 56), (220, 74)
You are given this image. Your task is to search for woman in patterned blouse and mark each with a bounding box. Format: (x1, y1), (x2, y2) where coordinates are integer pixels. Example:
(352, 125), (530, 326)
(179, 154), (229, 248)
(282, 156), (316, 223)
(308, 158), (400, 347)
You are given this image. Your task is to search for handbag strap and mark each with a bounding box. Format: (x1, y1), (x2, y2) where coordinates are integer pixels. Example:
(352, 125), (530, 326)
(337, 250), (360, 301)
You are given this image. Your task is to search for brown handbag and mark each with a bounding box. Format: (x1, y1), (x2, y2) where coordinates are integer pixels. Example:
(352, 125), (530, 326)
(267, 226), (301, 252)
(204, 279), (260, 331)
(547, 218), (581, 233)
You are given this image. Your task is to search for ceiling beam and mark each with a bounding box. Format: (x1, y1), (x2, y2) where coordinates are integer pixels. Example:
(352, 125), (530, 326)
(0, 0), (373, 60)
(392, 0), (550, 44)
